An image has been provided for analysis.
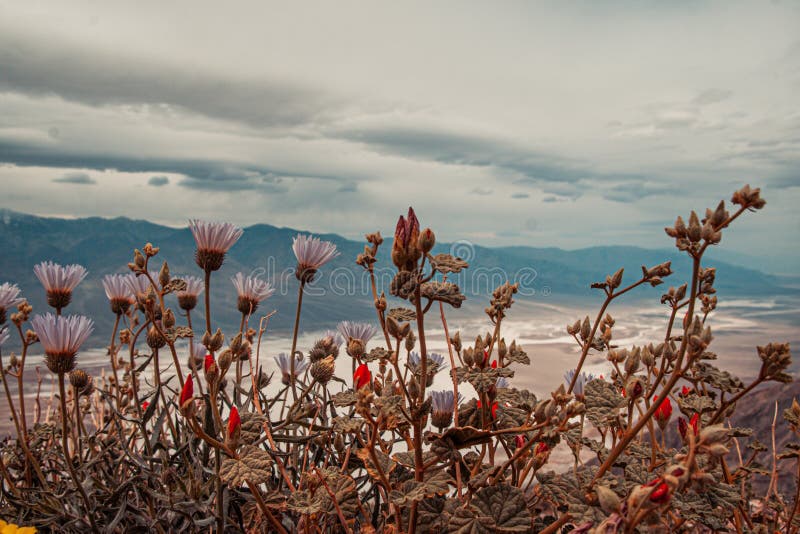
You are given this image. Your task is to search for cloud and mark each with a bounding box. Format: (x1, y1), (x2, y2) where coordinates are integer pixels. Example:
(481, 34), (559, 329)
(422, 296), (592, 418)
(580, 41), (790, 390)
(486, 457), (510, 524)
(470, 187), (493, 196)
(511, 192), (529, 199)
(52, 172), (95, 185)
(0, 30), (350, 129)
(692, 89), (733, 106)
(337, 183), (358, 193)
(602, 182), (669, 203)
(148, 176), (169, 187)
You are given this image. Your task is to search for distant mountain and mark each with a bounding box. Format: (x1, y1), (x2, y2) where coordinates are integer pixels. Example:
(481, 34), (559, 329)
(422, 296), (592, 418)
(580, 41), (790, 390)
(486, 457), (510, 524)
(0, 209), (794, 344)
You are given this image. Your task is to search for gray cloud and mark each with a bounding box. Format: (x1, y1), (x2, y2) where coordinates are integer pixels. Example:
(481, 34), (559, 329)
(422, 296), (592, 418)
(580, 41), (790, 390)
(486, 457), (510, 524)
(53, 172), (95, 185)
(470, 187), (493, 196)
(693, 88), (733, 106)
(602, 182), (669, 203)
(0, 30), (348, 129)
(337, 183), (358, 193)
(148, 176), (169, 187)
(511, 192), (529, 199)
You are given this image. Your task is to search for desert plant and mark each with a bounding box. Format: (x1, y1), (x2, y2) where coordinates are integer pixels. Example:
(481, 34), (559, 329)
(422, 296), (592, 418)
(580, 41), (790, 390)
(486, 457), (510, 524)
(0, 184), (795, 533)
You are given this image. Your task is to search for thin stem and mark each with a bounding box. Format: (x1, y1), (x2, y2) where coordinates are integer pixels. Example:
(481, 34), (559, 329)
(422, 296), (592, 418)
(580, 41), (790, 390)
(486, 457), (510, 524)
(289, 281), (305, 401)
(58, 373), (98, 531)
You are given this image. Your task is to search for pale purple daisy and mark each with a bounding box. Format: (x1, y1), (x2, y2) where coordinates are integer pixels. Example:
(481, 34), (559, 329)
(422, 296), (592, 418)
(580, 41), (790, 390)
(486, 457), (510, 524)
(337, 321), (377, 344)
(189, 220), (243, 272)
(564, 369), (595, 397)
(0, 282), (23, 324)
(33, 261), (87, 311)
(126, 272), (160, 306)
(496, 377), (511, 389)
(429, 390), (463, 430)
(176, 275), (204, 311)
(408, 352), (446, 371)
(274, 353), (309, 385)
(231, 273), (275, 315)
(31, 313), (94, 374)
(292, 234), (339, 283)
(102, 274), (135, 315)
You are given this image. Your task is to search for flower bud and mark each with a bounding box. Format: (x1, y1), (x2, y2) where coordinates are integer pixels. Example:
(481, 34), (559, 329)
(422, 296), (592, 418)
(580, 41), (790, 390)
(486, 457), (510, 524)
(158, 261), (170, 288)
(418, 228), (435, 254)
(162, 308), (176, 329)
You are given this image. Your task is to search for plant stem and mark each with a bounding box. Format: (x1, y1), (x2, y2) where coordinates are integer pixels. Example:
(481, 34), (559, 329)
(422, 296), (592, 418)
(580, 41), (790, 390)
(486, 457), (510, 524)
(58, 372), (98, 531)
(289, 281), (305, 401)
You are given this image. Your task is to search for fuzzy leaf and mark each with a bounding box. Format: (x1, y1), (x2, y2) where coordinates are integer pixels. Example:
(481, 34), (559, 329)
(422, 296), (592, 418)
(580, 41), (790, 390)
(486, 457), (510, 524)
(584, 378), (624, 427)
(219, 446), (273, 487)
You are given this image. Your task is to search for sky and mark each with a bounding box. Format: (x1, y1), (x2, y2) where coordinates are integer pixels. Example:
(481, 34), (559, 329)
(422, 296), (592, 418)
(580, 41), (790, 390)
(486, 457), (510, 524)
(0, 1), (798, 272)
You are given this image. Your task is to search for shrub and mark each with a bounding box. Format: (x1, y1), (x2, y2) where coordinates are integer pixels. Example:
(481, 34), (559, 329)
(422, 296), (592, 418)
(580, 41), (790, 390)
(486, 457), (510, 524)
(0, 184), (795, 532)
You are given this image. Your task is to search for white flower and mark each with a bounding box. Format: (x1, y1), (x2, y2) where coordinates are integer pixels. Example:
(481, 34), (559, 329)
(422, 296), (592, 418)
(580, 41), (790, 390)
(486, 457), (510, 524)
(0, 327), (8, 347)
(33, 261), (87, 310)
(31, 313), (93, 373)
(0, 282), (23, 311)
(274, 353), (309, 385)
(564, 369), (595, 397)
(175, 275), (204, 311)
(102, 274), (135, 314)
(429, 390), (463, 429)
(408, 351), (446, 370)
(292, 234), (339, 282)
(176, 276), (205, 298)
(231, 272), (275, 314)
(337, 321), (377, 344)
(126, 272), (160, 299)
(189, 220), (243, 271)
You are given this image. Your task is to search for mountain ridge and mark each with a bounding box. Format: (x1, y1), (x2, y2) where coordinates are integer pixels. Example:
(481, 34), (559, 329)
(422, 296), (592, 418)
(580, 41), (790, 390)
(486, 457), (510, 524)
(0, 209), (794, 343)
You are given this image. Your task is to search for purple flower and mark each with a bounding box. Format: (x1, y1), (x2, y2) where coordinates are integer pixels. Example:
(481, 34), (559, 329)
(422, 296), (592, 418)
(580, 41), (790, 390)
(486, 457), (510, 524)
(189, 220), (243, 272)
(231, 273), (275, 314)
(292, 234), (339, 282)
(33, 261), (87, 311)
(31, 313), (93, 374)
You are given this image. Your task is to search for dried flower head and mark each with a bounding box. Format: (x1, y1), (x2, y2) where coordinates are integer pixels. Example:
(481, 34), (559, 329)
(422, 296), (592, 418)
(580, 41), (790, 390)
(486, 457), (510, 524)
(0, 283), (23, 325)
(189, 219), (243, 272)
(310, 355), (336, 384)
(176, 275), (204, 311)
(33, 261), (87, 311)
(309, 331), (342, 362)
(231, 272), (275, 315)
(126, 272), (160, 308)
(31, 313), (94, 374)
(292, 234), (340, 283)
(69, 368), (91, 391)
(274, 353), (308, 385)
(429, 390), (462, 430)
(102, 274), (135, 315)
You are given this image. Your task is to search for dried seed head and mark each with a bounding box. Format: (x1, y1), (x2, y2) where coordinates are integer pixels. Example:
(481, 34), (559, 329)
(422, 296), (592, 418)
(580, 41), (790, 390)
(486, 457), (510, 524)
(310, 355), (335, 384)
(146, 325), (166, 350)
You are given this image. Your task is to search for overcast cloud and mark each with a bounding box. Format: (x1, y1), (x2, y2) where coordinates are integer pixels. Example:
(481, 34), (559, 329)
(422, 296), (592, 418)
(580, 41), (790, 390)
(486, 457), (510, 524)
(0, 1), (798, 272)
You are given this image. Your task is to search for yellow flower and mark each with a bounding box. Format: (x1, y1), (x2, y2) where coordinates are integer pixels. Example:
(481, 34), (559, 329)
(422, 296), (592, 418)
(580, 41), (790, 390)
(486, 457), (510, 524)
(0, 520), (37, 534)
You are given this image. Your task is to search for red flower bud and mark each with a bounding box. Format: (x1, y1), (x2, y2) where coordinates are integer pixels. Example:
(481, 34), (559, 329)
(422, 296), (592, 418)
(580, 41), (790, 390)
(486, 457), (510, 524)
(689, 413), (700, 435)
(141, 401), (149, 411)
(228, 406), (241, 437)
(179, 375), (193, 407)
(681, 385), (691, 397)
(535, 442), (549, 455)
(204, 354), (215, 372)
(491, 360), (498, 369)
(653, 395), (672, 425)
(645, 477), (671, 504)
(515, 435), (525, 449)
(354, 363), (371, 390)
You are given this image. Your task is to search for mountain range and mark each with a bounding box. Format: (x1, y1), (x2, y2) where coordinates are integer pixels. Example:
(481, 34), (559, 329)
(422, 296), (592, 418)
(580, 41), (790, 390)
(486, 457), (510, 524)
(0, 209), (795, 344)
